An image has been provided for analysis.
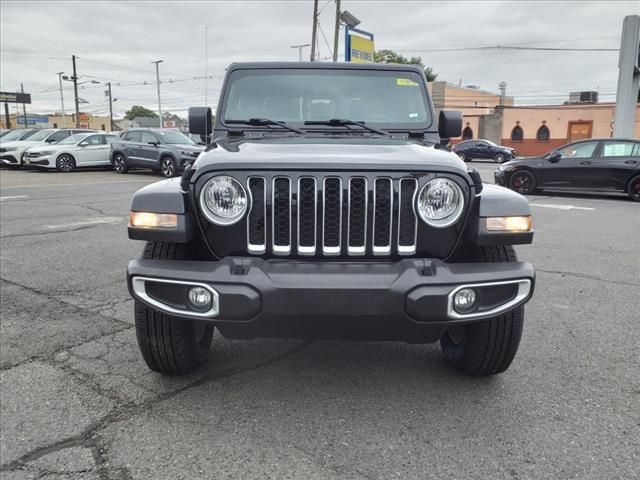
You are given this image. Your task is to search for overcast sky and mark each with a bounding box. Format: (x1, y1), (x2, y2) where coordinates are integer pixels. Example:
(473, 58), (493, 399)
(1, 0), (637, 119)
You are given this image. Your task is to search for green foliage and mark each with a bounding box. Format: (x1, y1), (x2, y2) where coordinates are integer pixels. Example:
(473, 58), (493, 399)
(374, 49), (438, 82)
(124, 105), (158, 120)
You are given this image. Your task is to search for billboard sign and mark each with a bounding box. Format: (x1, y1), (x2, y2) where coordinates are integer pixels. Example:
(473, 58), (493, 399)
(345, 27), (374, 63)
(0, 91), (31, 104)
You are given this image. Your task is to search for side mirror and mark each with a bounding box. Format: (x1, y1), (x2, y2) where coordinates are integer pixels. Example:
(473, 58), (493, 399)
(189, 107), (213, 138)
(547, 152), (561, 163)
(438, 110), (462, 144)
(46, 138), (57, 143)
(148, 141), (159, 146)
(78, 142), (88, 147)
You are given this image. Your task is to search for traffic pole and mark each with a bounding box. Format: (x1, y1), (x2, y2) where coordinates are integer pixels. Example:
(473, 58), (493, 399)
(4, 102), (10, 129)
(107, 82), (114, 131)
(332, 0), (341, 62)
(310, 0), (318, 61)
(20, 83), (27, 129)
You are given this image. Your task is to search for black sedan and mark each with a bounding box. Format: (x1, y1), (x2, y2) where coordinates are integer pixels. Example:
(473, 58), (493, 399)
(494, 138), (640, 201)
(453, 139), (517, 163)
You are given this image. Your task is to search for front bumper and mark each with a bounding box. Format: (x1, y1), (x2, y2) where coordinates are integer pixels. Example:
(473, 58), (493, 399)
(23, 156), (52, 168)
(494, 169), (508, 186)
(128, 257), (535, 343)
(0, 154), (20, 166)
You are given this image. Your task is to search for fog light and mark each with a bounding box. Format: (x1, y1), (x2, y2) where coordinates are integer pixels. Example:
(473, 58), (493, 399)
(453, 288), (477, 313)
(188, 286), (212, 311)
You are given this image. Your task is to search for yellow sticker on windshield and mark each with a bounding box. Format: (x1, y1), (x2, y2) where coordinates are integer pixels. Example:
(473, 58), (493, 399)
(397, 78), (418, 86)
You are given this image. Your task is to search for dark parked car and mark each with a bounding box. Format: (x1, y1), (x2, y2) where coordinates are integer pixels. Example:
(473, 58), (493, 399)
(126, 62), (535, 377)
(495, 138), (640, 201)
(453, 139), (517, 163)
(110, 128), (204, 177)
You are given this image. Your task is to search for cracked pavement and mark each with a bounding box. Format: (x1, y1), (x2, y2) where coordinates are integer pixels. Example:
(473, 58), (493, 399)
(1, 167), (638, 479)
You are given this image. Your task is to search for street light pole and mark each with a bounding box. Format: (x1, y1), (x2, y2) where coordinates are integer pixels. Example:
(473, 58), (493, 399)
(152, 60), (163, 128)
(72, 55), (80, 127)
(20, 83), (27, 129)
(56, 72), (66, 127)
(205, 26), (208, 106)
(310, 0), (319, 61)
(290, 44), (311, 61)
(332, 0), (341, 62)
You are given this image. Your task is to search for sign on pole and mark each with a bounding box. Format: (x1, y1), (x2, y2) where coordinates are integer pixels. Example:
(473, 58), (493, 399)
(0, 91), (32, 104)
(345, 27), (374, 63)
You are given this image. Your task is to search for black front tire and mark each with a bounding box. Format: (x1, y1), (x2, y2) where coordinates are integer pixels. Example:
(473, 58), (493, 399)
(508, 170), (537, 195)
(56, 154), (76, 172)
(458, 152), (467, 162)
(494, 152), (505, 163)
(135, 241), (214, 375)
(441, 245), (524, 375)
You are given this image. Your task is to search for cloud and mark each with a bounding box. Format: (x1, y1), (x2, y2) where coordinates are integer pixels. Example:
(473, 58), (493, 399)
(0, 0), (636, 119)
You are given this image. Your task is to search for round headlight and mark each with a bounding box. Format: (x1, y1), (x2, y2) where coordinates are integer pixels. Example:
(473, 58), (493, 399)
(417, 178), (464, 228)
(200, 175), (248, 225)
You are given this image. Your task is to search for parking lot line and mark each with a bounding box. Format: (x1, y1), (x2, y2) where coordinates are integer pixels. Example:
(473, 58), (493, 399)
(529, 203), (595, 211)
(0, 179), (152, 190)
(0, 195), (29, 201)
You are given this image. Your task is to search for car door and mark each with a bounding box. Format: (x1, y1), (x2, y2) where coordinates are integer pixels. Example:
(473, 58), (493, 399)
(539, 141), (600, 189)
(591, 140), (640, 191)
(75, 135), (108, 166)
(122, 131), (143, 165)
(140, 131), (162, 168)
(475, 141), (491, 159)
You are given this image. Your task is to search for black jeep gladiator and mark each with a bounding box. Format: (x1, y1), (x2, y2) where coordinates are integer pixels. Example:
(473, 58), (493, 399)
(126, 62), (535, 376)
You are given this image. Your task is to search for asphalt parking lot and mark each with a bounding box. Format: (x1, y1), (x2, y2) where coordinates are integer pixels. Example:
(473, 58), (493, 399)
(1, 163), (638, 480)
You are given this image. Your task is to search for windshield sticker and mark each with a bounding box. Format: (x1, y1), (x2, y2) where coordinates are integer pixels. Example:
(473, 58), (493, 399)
(409, 113), (419, 118)
(396, 78), (418, 86)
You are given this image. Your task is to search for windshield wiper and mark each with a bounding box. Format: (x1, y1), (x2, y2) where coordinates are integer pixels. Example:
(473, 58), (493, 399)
(304, 118), (389, 136)
(226, 118), (304, 134)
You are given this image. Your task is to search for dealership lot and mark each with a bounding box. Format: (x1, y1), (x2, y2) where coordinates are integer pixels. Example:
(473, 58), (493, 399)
(1, 164), (638, 479)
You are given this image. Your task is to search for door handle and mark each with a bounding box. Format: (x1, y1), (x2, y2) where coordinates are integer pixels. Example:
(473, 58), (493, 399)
(580, 161), (591, 165)
(624, 160), (638, 164)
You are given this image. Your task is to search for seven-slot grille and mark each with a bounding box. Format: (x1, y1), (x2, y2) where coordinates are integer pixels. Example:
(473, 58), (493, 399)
(247, 175), (418, 257)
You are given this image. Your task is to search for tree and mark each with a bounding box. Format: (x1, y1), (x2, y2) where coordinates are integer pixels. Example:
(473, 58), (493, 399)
(374, 49), (438, 82)
(124, 105), (158, 120)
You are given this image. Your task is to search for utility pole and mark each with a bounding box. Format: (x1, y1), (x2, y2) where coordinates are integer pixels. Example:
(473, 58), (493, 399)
(613, 15), (640, 138)
(205, 26), (208, 106)
(20, 84), (27, 128)
(310, 0), (319, 61)
(56, 72), (66, 127)
(4, 103), (10, 129)
(72, 55), (80, 127)
(152, 60), (163, 128)
(332, 0), (341, 62)
(107, 82), (114, 131)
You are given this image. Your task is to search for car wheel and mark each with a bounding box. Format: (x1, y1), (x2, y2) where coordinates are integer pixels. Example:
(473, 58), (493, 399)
(458, 152), (467, 162)
(56, 154), (76, 172)
(508, 170), (536, 195)
(161, 157), (176, 178)
(135, 241), (214, 375)
(627, 174), (640, 202)
(494, 152), (506, 163)
(113, 153), (128, 174)
(440, 245), (524, 375)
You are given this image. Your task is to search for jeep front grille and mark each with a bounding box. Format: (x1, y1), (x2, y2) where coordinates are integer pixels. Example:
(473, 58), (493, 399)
(246, 175), (419, 257)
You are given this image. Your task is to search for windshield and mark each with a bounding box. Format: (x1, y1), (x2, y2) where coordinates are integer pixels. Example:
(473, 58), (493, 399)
(27, 129), (56, 141)
(485, 140), (498, 146)
(221, 68), (432, 130)
(1, 129), (36, 141)
(58, 134), (87, 145)
(156, 131), (195, 145)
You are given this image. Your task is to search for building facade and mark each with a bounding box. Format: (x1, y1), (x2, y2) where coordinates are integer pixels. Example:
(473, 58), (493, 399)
(0, 113), (114, 131)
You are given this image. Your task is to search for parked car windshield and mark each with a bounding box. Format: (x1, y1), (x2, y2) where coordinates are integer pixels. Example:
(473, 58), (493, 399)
(1, 129), (37, 141)
(58, 134), (88, 145)
(26, 129), (56, 141)
(221, 68), (432, 130)
(155, 131), (195, 145)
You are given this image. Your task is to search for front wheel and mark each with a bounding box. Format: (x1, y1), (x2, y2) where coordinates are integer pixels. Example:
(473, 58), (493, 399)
(509, 170), (536, 195)
(56, 154), (76, 172)
(135, 241), (214, 374)
(441, 245), (524, 375)
(457, 152), (467, 162)
(494, 152), (506, 163)
(627, 175), (640, 202)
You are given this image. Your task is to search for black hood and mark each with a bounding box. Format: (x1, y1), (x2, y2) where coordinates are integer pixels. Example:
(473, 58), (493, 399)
(192, 136), (470, 181)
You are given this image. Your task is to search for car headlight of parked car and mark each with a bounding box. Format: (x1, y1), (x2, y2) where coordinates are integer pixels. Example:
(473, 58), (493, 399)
(416, 178), (464, 228)
(200, 175), (248, 226)
(179, 150), (199, 157)
(498, 163), (516, 172)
